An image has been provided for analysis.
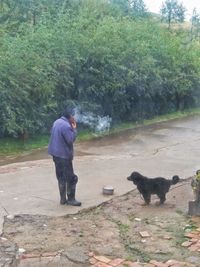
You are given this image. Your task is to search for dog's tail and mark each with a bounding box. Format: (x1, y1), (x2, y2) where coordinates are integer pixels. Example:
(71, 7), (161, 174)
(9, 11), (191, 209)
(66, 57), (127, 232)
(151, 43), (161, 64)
(171, 175), (180, 185)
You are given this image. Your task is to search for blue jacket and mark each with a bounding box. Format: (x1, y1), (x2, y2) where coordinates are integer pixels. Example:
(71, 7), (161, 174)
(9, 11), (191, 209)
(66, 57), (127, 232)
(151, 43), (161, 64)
(48, 116), (77, 159)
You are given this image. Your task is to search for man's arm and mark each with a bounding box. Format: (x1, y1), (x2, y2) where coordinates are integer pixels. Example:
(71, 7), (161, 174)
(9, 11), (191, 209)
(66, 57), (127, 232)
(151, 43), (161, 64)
(61, 123), (77, 145)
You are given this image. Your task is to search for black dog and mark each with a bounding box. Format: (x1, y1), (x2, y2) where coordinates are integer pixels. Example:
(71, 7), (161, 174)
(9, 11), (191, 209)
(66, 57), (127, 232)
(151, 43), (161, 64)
(127, 171), (180, 205)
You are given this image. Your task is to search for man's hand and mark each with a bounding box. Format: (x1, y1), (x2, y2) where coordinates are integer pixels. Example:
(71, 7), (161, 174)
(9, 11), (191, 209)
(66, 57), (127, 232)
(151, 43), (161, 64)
(69, 116), (77, 129)
(71, 121), (77, 129)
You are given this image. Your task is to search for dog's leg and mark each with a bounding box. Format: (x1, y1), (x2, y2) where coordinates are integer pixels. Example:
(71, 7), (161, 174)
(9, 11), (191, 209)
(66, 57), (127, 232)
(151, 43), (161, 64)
(157, 193), (166, 205)
(142, 192), (151, 205)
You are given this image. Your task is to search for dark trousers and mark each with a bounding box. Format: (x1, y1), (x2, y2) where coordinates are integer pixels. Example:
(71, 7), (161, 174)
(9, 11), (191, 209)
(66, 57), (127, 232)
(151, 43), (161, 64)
(53, 156), (78, 186)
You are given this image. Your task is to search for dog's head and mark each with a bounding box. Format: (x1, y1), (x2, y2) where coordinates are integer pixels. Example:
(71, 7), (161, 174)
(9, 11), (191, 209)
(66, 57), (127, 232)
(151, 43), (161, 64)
(127, 171), (143, 185)
(172, 175), (180, 184)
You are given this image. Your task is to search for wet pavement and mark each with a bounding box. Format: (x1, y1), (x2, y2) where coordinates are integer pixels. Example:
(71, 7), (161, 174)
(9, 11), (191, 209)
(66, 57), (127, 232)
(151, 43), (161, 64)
(1, 115), (200, 235)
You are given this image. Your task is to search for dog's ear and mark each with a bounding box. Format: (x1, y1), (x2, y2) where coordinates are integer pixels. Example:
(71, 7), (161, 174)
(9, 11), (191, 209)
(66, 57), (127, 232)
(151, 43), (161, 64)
(172, 175), (180, 184)
(127, 171), (142, 183)
(132, 171), (142, 177)
(133, 177), (140, 184)
(132, 172), (140, 178)
(130, 173), (138, 183)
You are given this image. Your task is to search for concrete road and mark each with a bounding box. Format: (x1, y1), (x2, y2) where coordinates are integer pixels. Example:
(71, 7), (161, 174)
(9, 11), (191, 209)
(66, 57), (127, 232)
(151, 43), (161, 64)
(1, 115), (200, 234)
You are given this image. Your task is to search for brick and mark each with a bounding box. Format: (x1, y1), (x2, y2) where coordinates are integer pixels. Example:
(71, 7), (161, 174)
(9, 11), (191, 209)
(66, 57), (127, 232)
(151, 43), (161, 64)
(191, 231), (200, 235)
(89, 251), (95, 257)
(139, 231), (151, 238)
(165, 259), (181, 266)
(94, 255), (111, 263)
(123, 261), (143, 267)
(20, 253), (41, 259)
(188, 245), (199, 251)
(181, 263), (195, 267)
(181, 241), (193, 247)
(41, 252), (58, 257)
(190, 238), (198, 243)
(184, 233), (197, 238)
(195, 243), (200, 250)
(109, 258), (124, 266)
(163, 235), (172, 240)
(175, 264), (192, 267)
(94, 262), (112, 267)
(130, 263), (143, 267)
(89, 257), (97, 264)
(149, 260), (168, 267)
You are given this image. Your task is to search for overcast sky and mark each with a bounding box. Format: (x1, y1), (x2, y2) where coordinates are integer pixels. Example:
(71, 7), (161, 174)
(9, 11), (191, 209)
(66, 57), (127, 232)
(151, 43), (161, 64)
(144, 0), (200, 19)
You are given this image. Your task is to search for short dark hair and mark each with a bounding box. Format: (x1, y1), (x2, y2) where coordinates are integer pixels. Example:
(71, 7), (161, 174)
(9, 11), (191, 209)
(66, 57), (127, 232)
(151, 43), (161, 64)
(62, 107), (75, 119)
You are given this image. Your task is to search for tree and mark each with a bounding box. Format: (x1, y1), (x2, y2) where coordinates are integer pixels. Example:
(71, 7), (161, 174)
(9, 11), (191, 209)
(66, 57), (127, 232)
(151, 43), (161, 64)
(190, 8), (200, 41)
(0, 0), (80, 33)
(160, 0), (186, 28)
(1, 0), (200, 138)
(110, 0), (147, 17)
(130, 0), (147, 17)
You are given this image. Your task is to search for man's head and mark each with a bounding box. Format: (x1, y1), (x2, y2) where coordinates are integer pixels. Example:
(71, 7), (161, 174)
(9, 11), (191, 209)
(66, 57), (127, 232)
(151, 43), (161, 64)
(62, 107), (75, 120)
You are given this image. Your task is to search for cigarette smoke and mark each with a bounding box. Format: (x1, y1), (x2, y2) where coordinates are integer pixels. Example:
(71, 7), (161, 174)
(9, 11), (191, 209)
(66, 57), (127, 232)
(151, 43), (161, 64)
(73, 107), (112, 133)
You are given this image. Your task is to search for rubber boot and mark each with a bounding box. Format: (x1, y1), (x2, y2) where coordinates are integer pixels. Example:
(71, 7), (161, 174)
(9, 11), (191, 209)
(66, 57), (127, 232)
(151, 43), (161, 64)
(58, 183), (67, 205)
(67, 184), (81, 206)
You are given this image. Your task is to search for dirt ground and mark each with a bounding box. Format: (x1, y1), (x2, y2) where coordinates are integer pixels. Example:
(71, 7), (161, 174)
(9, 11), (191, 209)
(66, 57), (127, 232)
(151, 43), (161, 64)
(2, 178), (200, 266)
(1, 116), (200, 266)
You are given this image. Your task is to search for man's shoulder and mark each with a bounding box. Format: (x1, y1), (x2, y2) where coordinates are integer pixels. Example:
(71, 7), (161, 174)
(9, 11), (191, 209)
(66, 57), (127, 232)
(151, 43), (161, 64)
(54, 117), (70, 126)
(57, 118), (73, 133)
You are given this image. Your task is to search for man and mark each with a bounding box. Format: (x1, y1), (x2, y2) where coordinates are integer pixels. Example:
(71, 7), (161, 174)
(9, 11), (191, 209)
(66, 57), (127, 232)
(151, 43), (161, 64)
(48, 107), (81, 206)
